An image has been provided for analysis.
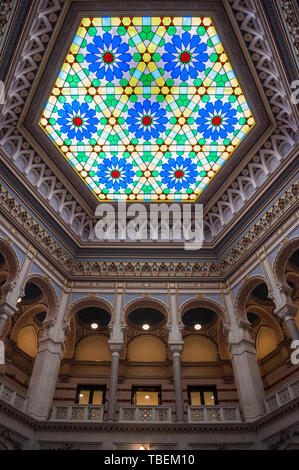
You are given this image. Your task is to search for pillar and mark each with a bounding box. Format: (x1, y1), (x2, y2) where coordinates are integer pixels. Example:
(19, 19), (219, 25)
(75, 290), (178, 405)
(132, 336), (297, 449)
(170, 343), (184, 422)
(25, 290), (70, 419)
(26, 322), (66, 419)
(261, 256), (299, 341)
(228, 322), (265, 421)
(168, 289), (185, 422)
(107, 342), (122, 422)
(0, 254), (32, 336)
(274, 297), (299, 342)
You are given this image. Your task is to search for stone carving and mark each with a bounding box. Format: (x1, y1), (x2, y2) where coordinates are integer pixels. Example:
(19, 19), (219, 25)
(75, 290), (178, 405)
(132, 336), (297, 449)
(0, 0), (297, 243)
(0, 182), (297, 278)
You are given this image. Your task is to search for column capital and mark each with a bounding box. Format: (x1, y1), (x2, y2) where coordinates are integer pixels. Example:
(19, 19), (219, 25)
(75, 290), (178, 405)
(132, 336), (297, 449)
(108, 341), (123, 355)
(0, 299), (18, 317)
(275, 302), (297, 321)
(169, 342), (184, 355)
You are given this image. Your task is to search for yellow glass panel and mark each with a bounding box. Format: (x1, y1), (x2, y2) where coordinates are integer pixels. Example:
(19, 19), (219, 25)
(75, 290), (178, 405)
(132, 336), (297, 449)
(203, 391), (215, 405)
(78, 390), (90, 404)
(136, 391), (159, 406)
(92, 390), (103, 405)
(190, 391), (202, 406)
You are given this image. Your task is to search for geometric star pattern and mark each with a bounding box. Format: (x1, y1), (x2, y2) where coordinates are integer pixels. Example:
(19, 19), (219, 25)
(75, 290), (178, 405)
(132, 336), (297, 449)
(40, 17), (255, 202)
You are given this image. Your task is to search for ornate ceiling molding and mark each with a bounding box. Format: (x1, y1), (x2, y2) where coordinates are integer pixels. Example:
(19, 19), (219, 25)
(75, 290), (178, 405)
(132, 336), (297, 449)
(278, 0), (299, 60)
(0, 0), (14, 45)
(0, 0), (297, 247)
(0, 179), (297, 280)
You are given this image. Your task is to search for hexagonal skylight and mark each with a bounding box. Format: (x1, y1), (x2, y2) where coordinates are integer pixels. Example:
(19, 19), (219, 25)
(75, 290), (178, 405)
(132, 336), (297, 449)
(40, 16), (255, 202)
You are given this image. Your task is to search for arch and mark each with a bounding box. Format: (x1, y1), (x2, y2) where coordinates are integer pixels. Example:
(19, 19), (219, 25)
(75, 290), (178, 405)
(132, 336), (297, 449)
(273, 237), (299, 286)
(180, 297), (227, 325)
(235, 276), (269, 320)
(125, 297), (169, 324)
(256, 326), (278, 360)
(246, 304), (284, 343)
(127, 335), (167, 362)
(0, 239), (19, 283)
(16, 325), (37, 358)
(75, 334), (111, 362)
(181, 335), (219, 362)
(25, 275), (58, 320)
(66, 296), (113, 324)
(10, 304), (47, 343)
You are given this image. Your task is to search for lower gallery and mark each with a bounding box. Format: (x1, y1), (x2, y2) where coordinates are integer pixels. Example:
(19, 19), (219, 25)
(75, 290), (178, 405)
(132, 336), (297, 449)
(0, 0), (298, 451)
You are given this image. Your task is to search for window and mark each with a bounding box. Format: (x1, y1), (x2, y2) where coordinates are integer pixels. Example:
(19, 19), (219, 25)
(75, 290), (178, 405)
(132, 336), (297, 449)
(75, 384), (106, 405)
(187, 386), (218, 406)
(131, 386), (162, 406)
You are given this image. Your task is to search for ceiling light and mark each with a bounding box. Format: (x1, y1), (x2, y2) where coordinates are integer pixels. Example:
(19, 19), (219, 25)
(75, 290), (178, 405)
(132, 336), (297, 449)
(145, 395), (150, 399)
(79, 394), (84, 398)
(91, 322), (99, 329)
(142, 323), (150, 331)
(194, 323), (202, 330)
(17, 297), (22, 303)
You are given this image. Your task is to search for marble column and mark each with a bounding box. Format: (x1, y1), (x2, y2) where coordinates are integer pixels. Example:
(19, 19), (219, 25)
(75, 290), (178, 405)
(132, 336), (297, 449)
(170, 343), (184, 422)
(267, 280), (299, 341)
(0, 254), (33, 337)
(107, 342), (122, 422)
(0, 303), (15, 337)
(228, 322), (265, 421)
(26, 321), (67, 419)
(276, 302), (299, 342)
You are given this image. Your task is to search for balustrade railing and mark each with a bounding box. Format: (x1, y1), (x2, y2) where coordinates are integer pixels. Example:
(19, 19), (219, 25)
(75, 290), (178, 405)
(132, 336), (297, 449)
(50, 404), (104, 421)
(187, 405), (242, 423)
(119, 405), (172, 423)
(0, 380), (27, 412)
(1, 376), (299, 423)
(264, 377), (299, 413)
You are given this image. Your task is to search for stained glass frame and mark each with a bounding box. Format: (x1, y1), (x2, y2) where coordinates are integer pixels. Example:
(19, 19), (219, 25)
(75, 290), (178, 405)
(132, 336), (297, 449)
(25, 2), (269, 209)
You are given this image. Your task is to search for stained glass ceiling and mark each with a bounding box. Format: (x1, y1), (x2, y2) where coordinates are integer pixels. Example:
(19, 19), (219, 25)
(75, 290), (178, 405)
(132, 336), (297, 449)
(40, 17), (255, 202)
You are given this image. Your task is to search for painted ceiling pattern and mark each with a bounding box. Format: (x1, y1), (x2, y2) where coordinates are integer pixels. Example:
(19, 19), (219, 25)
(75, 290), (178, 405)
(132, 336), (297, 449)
(40, 16), (255, 202)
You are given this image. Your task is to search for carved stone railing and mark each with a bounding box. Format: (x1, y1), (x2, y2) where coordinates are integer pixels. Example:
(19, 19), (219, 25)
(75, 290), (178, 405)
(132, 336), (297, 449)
(264, 377), (299, 413)
(50, 404), (104, 422)
(119, 406), (172, 423)
(0, 379), (27, 412)
(187, 406), (242, 423)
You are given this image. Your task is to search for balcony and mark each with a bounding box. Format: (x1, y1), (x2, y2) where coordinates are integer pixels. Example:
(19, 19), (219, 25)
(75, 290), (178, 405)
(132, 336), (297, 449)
(0, 380), (27, 413)
(119, 405), (172, 423)
(187, 405), (242, 423)
(264, 377), (299, 413)
(51, 404), (104, 422)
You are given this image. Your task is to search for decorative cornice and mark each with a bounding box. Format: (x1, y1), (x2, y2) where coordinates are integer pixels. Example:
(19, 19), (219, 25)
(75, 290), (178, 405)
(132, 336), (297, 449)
(1, 395), (299, 436)
(278, 0), (299, 60)
(0, 179), (297, 279)
(0, 0), (297, 244)
(0, 0), (14, 45)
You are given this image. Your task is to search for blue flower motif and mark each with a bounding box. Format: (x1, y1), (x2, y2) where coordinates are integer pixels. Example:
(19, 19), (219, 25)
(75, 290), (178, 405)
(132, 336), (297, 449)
(196, 100), (238, 140)
(162, 31), (209, 81)
(160, 156), (199, 191)
(57, 100), (98, 141)
(96, 156), (134, 191)
(126, 99), (168, 141)
(85, 32), (131, 82)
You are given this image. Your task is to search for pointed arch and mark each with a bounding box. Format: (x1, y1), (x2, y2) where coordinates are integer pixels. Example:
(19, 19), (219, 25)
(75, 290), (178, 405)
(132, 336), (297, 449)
(273, 237), (299, 286)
